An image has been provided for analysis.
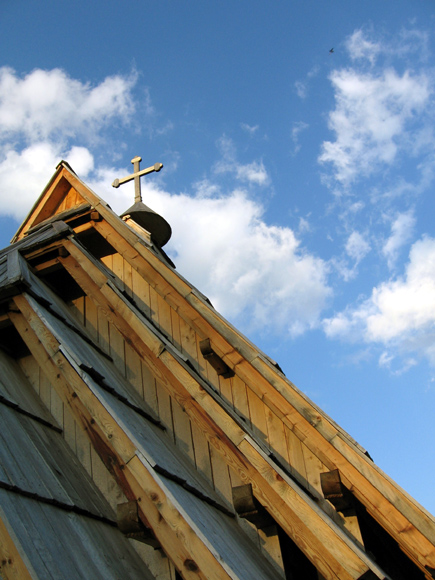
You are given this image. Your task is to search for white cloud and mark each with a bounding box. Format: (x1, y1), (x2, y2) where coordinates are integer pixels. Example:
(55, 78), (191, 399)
(294, 66), (319, 99)
(319, 66), (431, 186)
(294, 80), (307, 99)
(291, 121), (309, 155)
(240, 123), (259, 135)
(0, 67), (139, 219)
(0, 66), (331, 340)
(0, 67), (136, 142)
(345, 231), (370, 263)
(0, 143), (99, 219)
(324, 236), (435, 365)
(382, 211), (415, 269)
(138, 182), (331, 337)
(345, 29), (381, 65)
(214, 135), (270, 186)
(234, 160), (269, 185)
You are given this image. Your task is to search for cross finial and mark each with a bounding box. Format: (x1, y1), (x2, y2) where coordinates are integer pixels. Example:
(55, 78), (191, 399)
(112, 156), (163, 203)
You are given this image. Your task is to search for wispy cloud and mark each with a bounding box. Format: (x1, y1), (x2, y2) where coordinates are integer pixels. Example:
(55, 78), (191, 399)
(240, 123), (259, 136)
(345, 29), (381, 65)
(319, 66), (431, 186)
(294, 66), (319, 99)
(382, 210), (415, 269)
(345, 230), (370, 262)
(291, 121), (309, 155)
(323, 236), (435, 366)
(214, 135), (270, 186)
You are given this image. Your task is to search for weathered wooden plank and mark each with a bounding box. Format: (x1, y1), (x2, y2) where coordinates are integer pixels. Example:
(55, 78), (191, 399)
(302, 443), (327, 496)
(108, 323), (126, 375)
(257, 525), (285, 577)
(39, 367), (51, 411)
(33, 232), (426, 576)
(143, 356), (385, 578)
(18, 355), (40, 396)
(141, 362), (158, 415)
(10, 291), (276, 579)
(0, 350), (55, 428)
(247, 389), (269, 448)
(179, 316), (199, 370)
(84, 295), (99, 343)
(131, 266), (152, 318)
(70, 295), (85, 325)
(191, 421), (213, 481)
(219, 375), (234, 409)
(171, 398), (195, 464)
(112, 253), (125, 291)
(96, 305), (110, 354)
(210, 446), (233, 505)
(238, 438), (377, 580)
(265, 406), (290, 469)
(156, 380), (174, 439)
(231, 374), (251, 428)
(125, 341), (144, 398)
(170, 306), (182, 351)
(285, 424), (308, 483)
(90, 446), (126, 513)
(50, 385), (64, 429)
(149, 286), (160, 327)
(0, 500), (44, 580)
(0, 506), (36, 580)
(74, 418), (92, 476)
(126, 456), (233, 580)
(157, 293), (173, 340)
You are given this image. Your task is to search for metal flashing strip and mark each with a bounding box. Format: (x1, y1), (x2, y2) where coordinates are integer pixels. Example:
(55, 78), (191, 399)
(78, 362), (165, 429)
(152, 464), (235, 518)
(0, 394), (62, 433)
(0, 479), (117, 527)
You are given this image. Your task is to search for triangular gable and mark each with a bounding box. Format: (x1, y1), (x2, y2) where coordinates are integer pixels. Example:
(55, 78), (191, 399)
(12, 161), (102, 242)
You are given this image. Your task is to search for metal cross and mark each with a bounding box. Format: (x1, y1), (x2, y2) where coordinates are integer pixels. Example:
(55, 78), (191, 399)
(112, 156), (163, 203)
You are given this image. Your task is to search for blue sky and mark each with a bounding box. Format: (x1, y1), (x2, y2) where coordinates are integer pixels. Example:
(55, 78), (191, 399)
(1, 0), (435, 514)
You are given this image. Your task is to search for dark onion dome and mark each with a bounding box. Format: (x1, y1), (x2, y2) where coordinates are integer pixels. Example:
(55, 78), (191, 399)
(120, 201), (172, 247)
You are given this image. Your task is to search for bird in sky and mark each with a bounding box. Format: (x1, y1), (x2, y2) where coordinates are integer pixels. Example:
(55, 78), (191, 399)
(329, 48), (334, 53)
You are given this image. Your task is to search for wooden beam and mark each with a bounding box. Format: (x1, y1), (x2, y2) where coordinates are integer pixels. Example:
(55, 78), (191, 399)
(18, 161), (433, 575)
(0, 508), (37, 580)
(199, 338), (234, 378)
(321, 469), (354, 514)
(232, 484), (274, 529)
(117, 501), (160, 547)
(8, 299), (243, 580)
(52, 244), (385, 579)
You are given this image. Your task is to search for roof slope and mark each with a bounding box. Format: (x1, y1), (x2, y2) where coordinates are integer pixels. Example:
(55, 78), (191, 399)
(0, 350), (155, 580)
(0, 161), (434, 580)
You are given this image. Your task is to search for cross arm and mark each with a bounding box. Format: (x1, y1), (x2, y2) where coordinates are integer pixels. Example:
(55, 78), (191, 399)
(112, 163), (163, 189)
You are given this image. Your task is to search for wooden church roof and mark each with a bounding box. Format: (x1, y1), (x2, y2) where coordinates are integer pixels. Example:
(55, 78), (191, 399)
(0, 161), (434, 580)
